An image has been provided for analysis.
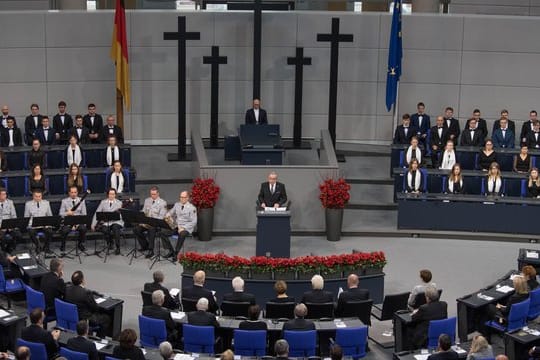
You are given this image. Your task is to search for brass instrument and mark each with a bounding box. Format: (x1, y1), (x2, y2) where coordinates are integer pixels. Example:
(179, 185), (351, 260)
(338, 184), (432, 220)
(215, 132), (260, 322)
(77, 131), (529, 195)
(164, 214), (175, 229)
(140, 208), (151, 229)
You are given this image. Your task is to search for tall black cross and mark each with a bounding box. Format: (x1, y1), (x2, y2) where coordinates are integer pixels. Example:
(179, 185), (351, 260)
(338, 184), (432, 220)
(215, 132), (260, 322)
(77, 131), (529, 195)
(317, 18), (353, 149)
(287, 47), (311, 148)
(203, 46), (228, 148)
(164, 16), (200, 161)
(253, 0), (263, 99)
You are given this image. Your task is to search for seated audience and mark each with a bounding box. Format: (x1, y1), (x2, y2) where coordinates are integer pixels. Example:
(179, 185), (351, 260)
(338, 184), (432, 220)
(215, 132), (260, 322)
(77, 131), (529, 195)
(393, 113), (417, 145)
(91, 188), (124, 255)
(492, 117), (515, 149)
(187, 297), (220, 328)
(445, 163), (465, 194)
(485, 162), (503, 196)
(330, 344), (343, 360)
(274, 339), (289, 359)
(68, 115), (90, 144)
(1, 117), (23, 147)
(144, 270), (179, 310)
(488, 275), (529, 325)
(182, 270), (218, 313)
(527, 120), (540, 149)
(427, 334), (458, 360)
(21, 308), (60, 359)
(440, 140), (456, 170)
(477, 139), (497, 171)
(107, 160), (127, 194)
(40, 258), (65, 317)
(220, 349), (234, 360)
(530, 345), (540, 359)
(14, 346), (30, 360)
(66, 135), (83, 167)
(408, 269), (437, 310)
(521, 265), (539, 290)
(112, 328), (145, 360)
(142, 290), (178, 344)
(222, 276), (256, 305)
(335, 273), (370, 317)
(466, 335), (493, 360)
(35, 116), (58, 145)
(159, 341), (174, 360)
(405, 159), (424, 194)
(100, 115), (124, 144)
(0, 187), (20, 253)
(405, 136), (422, 167)
(66, 320), (99, 360)
(513, 145), (531, 173)
(28, 139), (45, 169)
(528, 168), (540, 198)
(239, 305), (267, 330)
(301, 274), (333, 304)
(271, 280), (295, 303)
(283, 304), (315, 331)
(29, 164), (46, 194)
(66, 163), (84, 193)
(410, 286), (448, 349)
(430, 116), (449, 168)
(65, 270), (111, 338)
(105, 136), (121, 167)
(460, 118), (485, 147)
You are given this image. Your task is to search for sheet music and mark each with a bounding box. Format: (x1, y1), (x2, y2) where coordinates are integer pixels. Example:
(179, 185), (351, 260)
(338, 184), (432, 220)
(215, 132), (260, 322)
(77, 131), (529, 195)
(17, 253), (30, 260)
(95, 297), (107, 304)
(413, 355), (429, 360)
(171, 312), (185, 320)
(0, 310), (11, 318)
(169, 288), (180, 297)
(477, 293), (494, 301)
(94, 342), (107, 350)
(22, 265), (38, 270)
(496, 285), (514, 294)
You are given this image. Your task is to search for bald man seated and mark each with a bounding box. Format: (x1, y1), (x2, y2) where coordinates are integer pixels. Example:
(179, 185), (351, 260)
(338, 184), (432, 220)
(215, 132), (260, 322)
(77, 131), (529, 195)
(187, 298), (220, 328)
(182, 270), (218, 313)
(335, 274), (370, 317)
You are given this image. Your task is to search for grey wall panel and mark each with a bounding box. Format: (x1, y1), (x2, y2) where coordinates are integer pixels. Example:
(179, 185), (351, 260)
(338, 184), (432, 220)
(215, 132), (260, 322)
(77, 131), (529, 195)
(451, 5), (530, 15)
(260, 80), (295, 115)
(452, 0), (528, 4)
(130, 81), (177, 114)
(0, 49), (46, 83)
(339, 48), (379, 82)
(46, 82), (116, 116)
(46, 47), (114, 82)
(217, 80), (252, 115)
(0, 84), (47, 118)
(529, 7), (540, 16)
(218, 46), (253, 81)
(213, 12), (253, 47)
(385, 83), (461, 117)
(129, 46), (179, 82)
(302, 81), (330, 115)
(46, 12), (116, 47)
(298, 48), (330, 81)
(261, 47), (296, 81)
(0, 13), (45, 48)
(131, 113), (178, 140)
(0, 1), (47, 10)
(375, 115), (395, 140)
(336, 82), (378, 116)
(399, 50), (462, 84)
(336, 115), (377, 141)
(262, 12), (297, 47)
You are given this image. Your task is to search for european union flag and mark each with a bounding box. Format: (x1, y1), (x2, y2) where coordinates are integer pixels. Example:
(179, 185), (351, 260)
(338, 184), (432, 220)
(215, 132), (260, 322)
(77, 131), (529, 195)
(386, 0), (403, 112)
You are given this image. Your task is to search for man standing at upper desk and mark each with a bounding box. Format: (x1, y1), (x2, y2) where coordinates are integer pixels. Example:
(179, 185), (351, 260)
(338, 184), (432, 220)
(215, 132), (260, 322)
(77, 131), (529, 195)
(258, 171), (287, 209)
(245, 98), (268, 125)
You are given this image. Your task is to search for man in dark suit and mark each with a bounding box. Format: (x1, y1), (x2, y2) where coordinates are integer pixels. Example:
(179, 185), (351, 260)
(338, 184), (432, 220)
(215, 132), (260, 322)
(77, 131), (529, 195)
(429, 116), (450, 168)
(492, 118), (515, 148)
(14, 346), (30, 360)
(24, 103), (43, 145)
(100, 115), (124, 144)
(527, 121), (540, 149)
(34, 116), (58, 145)
(0, 105), (15, 128)
(393, 113), (417, 145)
(257, 171), (288, 209)
(335, 274), (370, 317)
(443, 107), (460, 144)
(2, 117), (23, 147)
(0, 249), (19, 280)
(283, 304), (316, 331)
(520, 110), (538, 146)
(68, 115), (91, 144)
(274, 339), (290, 359)
(67, 320), (99, 360)
(222, 276), (256, 305)
(460, 118), (485, 147)
(427, 334), (458, 360)
(144, 270), (179, 310)
(245, 98), (268, 125)
(83, 103), (104, 143)
(301, 275), (334, 304)
(182, 270), (218, 313)
(493, 109), (516, 135)
(187, 297), (220, 328)
(410, 286), (448, 349)
(465, 109), (488, 139)
(21, 308), (60, 359)
(142, 290), (179, 344)
(65, 270), (111, 338)
(53, 101), (73, 145)
(410, 102), (431, 148)
(40, 258), (66, 317)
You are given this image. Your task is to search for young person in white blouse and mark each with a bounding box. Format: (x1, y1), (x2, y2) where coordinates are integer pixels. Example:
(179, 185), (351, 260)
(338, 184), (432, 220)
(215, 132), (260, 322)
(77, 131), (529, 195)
(485, 162), (504, 196)
(108, 161), (126, 194)
(105, 136), (121, 167)
(66, 135), (83, 167)
(439, 140), (456, 170)
(405, 136), (422, 167)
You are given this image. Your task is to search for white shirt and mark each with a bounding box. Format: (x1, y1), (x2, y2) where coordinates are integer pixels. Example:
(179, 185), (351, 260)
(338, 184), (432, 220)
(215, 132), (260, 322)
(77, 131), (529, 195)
(33, 116), (38, 127)
(8, 128), (14, 147)
(254, 109), (259, 123)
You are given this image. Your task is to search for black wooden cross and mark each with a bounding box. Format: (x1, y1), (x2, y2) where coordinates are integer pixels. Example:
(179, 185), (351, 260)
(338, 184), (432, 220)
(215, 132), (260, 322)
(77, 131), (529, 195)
(253, 0), (263, 99)
(164, 16), (200, 161)
(287, 47), (312, 148)
(203, 46), (228, 148)
(317, 18), (353, 149)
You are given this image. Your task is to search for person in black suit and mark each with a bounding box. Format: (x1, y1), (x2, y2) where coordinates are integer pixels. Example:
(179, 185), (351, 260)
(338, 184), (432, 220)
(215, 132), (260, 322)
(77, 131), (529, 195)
(112, 328), (145, 360)
(465, 109), (488, 140)
(526, 121), (540, 149)
(21, 308), (60, 359)
(393, 113), (418, 145)
(14, 346), (31, 360)
(429, 116), (450, 168)
(100, 115), (124, 144)
(40, 258), (65, 317)
(0, 249), (19, 280)
(64, 270), (111, 338)
(460, 118), (485, 147)
(239, 304), (267, 330)
(492, 109), (516, 136)
(245, 98), (268, 125)
(0, 105), (15, 128)
(24, 103), (43, 145)
(34, 116), (58, 146)
(144, 270), (179, 310)
(53, 101), (74, 145)
(410, 286), (448, 349)
(301, 274), (334, 304)
(182, 270), (218, 313)
(257, 171), (288, 209)
(27, 139), (45, 169)
(142, 290), (179, 344)
(443, 107), (460, 144)
(410, 102), (431, 148)
(68, 115), (91, 144)
(222, 276), (256, 305)
(67, 320), (99, 360)
(427, 334), (458, 360)
(283, 304), (316, 332)
(2, 117), (23, 147)
(274, 339), (290, 359)
(187, 297), (220, 328)
(271, 280), (295, 303)
(83, 103), (104, 143)
(335, 274), (370, 317)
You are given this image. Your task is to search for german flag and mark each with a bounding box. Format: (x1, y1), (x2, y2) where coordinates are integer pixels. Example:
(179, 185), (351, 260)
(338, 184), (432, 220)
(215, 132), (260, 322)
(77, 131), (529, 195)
(110, 0), (130, 109)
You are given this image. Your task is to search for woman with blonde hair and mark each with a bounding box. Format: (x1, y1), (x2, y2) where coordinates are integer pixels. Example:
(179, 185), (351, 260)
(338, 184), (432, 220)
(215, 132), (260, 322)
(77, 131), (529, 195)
(446, 163), (465, 194)
(528, 168), (540, 198)
(405, 159), (423, 194)
(466, 335), (493, 360)
(490, 275), (529, 325)
(485, 162), (503, 196)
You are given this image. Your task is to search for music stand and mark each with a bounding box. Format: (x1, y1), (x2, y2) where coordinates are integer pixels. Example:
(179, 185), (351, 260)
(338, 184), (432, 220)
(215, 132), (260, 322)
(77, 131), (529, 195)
(119, 209), (146, 265)
(96, 212), (121, 263)
(0, 217), (29, 231)
(62, 215), (90, 264)
(146, 217), (175, 270)
(31, 216), (62, 259)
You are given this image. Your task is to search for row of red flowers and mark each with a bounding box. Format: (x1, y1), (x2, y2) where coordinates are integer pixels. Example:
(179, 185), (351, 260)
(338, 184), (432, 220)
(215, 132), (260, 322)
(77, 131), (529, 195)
(178, 251), (386, 273)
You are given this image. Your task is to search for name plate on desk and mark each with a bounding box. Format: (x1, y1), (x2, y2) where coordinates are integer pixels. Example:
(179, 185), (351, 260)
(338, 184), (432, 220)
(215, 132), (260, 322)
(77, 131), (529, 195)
(264, 207), (287, 212)
(527, 251), (539, 259)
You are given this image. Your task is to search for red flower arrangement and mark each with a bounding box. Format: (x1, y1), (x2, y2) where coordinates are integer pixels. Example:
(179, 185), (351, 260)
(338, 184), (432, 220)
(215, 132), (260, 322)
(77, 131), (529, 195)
(190, 178), (220, 209)
(319, 178), (351, 209)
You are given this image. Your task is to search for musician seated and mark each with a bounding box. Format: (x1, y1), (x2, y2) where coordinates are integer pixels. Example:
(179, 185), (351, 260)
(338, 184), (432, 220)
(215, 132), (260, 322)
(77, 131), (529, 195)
(134, 186), (167, 259)
(142, 290), (179, 345)
(108, 160), (127, 194)
(66, 163), (85, 194)
(485, 162), (504, 196)
(161, 190), (197, 260)
(239, 305), (267, 330)
(59, 186), (88, 253)
(24, 189), (53, 254)
(144, 270), (179, 310)
(66, 135), (83, 167)
(91, 188), (124, 255)
(445, 164), (465, 194)
(0, 187), (22, 253)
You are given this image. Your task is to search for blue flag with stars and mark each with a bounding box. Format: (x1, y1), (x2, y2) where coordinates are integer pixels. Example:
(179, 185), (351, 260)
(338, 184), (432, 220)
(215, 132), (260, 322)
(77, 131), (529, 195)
(386, 0), (402, 112)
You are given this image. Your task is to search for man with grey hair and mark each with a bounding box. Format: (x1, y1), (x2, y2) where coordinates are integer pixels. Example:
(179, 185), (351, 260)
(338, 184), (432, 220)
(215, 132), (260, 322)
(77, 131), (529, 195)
(182, 270), (218, 313)
(301, 274), (333, 304)
(142, 290), (179, 345)
(222, 276), (256, 305)
(158, 341), (174, 360)
(283, 304), (315, 331)
(274, 339), (289, 359)
(257, 171), (287, 209)
(187, 298), (220, 328)
(410, 285), (448, 349)
(144, 270), (179, 310)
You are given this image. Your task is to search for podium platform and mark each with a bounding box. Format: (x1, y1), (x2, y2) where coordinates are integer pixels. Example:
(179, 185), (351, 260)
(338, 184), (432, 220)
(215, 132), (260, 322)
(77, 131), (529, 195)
(256, 210), (291, 258)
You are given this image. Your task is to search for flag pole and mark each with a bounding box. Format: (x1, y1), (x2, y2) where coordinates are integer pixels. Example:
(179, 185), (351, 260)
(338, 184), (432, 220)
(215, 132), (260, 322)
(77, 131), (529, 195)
(116, 89), (124, 129)
(392, 82), (400, 133)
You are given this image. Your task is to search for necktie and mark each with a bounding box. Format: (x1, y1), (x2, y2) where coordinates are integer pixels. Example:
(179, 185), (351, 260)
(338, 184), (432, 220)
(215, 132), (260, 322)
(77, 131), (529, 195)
(37, 202), (40, 208)
(152, 200), (155, 205)
(109, 202), (112, 208)
(271, 184), (274, 194)
(181, 205), (184, 210)
(72, 200), (76, 207)
(116, 175), (120, 191)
